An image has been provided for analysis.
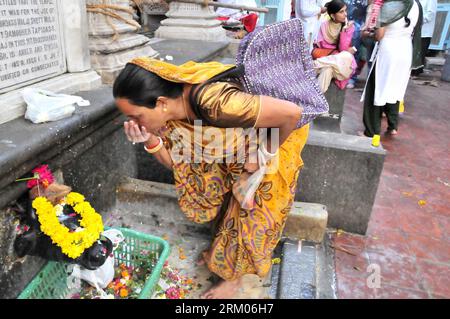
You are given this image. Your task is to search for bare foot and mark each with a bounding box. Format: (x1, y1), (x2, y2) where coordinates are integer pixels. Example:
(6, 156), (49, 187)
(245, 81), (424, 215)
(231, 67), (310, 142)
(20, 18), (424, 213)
(196, 250), (208, 266)
(386, 129), (398, 136)
(201, 278), (242, 299)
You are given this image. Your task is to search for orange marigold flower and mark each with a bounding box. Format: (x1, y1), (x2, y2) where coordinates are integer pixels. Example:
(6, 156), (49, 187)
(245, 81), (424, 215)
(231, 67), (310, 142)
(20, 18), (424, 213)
(120, 288), (128, 298)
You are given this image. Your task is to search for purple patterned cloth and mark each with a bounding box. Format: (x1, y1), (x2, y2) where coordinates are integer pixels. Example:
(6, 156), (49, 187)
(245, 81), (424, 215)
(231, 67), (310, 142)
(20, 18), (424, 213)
(236, 18), (329, 128)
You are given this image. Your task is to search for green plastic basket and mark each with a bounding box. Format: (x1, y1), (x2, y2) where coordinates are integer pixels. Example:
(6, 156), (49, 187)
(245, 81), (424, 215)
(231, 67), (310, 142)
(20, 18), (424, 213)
(18, 227), (170, 299)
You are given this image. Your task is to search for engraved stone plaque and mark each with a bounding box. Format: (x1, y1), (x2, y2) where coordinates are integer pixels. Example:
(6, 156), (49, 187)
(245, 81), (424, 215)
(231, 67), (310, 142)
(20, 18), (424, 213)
(0, 0), (66, 94)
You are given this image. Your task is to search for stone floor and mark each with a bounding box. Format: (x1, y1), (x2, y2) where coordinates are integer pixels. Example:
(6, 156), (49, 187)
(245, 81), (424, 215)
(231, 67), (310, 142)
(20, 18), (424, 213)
(335, 70), (450, 299)
(107, 178), (271, 299)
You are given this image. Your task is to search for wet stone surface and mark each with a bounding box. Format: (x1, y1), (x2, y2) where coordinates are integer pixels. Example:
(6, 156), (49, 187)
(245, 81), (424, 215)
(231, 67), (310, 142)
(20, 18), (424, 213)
(107, 178), (271, 299)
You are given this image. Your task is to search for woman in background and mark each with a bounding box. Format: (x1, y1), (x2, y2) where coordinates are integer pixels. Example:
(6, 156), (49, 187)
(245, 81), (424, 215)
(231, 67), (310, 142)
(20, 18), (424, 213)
(362, 0), (422, 137)
(312, 0), (357, 93)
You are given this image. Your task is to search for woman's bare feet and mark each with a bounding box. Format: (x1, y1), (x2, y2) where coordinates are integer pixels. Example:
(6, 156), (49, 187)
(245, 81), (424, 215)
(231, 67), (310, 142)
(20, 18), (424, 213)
(386, 129), (398, 135)
(200, 278), (242, 299)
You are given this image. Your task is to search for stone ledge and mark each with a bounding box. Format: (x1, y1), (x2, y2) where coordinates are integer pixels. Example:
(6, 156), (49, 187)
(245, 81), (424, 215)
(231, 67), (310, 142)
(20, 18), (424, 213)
(297, 130), (386, 234)
(117, 177), (177, 200)
(0, 70), (102, 125)
(134, 129), (386, 235)
(282, 202), (328, 243)
(149, 38), (230, 63)
(426, 56), (445, 68)
(0, 87), (118, 206)
(306, 129), (386, 155)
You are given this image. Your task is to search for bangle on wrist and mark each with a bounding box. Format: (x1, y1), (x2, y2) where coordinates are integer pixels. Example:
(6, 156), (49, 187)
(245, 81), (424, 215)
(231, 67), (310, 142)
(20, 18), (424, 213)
(146, 137), (160, 149)
(144, 137), (163, 154)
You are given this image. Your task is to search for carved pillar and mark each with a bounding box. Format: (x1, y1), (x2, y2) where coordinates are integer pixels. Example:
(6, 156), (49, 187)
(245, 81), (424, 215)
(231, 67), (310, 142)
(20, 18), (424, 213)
(86, 0), (159, 84)
(155, 1), (228, 42)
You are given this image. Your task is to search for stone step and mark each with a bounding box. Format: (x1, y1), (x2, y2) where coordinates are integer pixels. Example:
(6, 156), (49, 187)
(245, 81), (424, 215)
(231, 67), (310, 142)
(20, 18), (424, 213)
(114, 177), (336, 299)
(115, 177), (211, 237)
(425, 57), (445, 70)
(284, 202), (328, 243)
(278, 240), (317, 299)
(117, 178), (329, 243)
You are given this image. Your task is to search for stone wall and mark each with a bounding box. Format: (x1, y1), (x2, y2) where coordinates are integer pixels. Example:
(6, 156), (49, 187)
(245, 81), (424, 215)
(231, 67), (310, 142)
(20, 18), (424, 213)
(296, 130), (385, 234)
(0, 0), (101, 125)
(0, 38), (229, 298)
(136, 129), (386, 235)
(0, 87), (136, 298)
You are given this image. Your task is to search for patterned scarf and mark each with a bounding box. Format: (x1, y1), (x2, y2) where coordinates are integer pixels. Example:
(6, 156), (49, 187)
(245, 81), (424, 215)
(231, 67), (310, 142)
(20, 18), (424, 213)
(323, 20), (343, 45)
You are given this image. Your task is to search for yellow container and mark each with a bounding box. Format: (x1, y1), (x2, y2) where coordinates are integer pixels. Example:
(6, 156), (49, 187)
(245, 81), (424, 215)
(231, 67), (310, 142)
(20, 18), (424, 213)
(399, 101), (405, 113)
(372, 134), (380, 147)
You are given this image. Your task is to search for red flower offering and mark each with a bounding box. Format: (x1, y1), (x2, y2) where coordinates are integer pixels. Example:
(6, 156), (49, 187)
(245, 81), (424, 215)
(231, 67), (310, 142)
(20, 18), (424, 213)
(27, 165), (54, 189)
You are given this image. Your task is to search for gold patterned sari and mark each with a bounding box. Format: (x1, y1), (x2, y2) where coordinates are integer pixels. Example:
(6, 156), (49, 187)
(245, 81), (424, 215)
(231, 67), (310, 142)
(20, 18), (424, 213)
(130, 57), (310, 281)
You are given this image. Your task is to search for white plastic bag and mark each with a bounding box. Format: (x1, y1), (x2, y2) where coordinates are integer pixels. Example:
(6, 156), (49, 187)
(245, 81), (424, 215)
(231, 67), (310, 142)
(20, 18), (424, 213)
(22, 88), (90, 124)
(232, 143), (278, 209)
(71, 255), (115, 290)
(67, 229), (125, 296)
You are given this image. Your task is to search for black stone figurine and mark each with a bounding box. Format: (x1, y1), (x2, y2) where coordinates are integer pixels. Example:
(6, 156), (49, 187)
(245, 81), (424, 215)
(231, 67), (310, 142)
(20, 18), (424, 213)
(13, 199), (112, 270)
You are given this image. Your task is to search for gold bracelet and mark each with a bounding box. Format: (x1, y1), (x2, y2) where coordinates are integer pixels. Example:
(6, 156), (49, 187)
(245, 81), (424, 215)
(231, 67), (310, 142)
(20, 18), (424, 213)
(144, 137), (163, 154)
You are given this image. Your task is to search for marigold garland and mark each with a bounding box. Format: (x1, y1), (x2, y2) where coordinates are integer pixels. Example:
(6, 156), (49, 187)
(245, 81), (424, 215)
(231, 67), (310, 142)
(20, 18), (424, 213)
(32, 192), (104, 259)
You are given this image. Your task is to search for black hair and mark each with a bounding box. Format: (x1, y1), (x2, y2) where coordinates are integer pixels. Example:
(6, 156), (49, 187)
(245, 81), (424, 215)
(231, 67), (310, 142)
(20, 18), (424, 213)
(404, 16), (411, 27)
(325, 0), (347, 51)
(113, 61), (245, 124)
(113, 63), (184, 108)
(325, 0), (346, 15)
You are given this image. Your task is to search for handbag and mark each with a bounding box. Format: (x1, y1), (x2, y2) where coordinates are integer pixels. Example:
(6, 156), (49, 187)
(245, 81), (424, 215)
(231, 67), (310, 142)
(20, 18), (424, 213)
(236, 18), (329, 128)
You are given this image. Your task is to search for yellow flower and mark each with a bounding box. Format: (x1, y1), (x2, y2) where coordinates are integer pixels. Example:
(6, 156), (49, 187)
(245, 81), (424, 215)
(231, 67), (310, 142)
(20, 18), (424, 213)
(66, 192), (85, 206)
(418, 200), (426, 206)
(32, 193), (103, 259)
(120, 288), (128, 298)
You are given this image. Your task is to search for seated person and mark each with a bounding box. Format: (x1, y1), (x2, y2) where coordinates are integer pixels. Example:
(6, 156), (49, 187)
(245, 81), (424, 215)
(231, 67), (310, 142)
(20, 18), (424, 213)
(216, 0), (259, 35)
(312, 0), (357, 93)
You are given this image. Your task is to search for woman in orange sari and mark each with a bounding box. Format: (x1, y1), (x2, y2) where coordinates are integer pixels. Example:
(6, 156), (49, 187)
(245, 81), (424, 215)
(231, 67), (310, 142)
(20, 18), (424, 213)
(113, 57), (309, 298)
